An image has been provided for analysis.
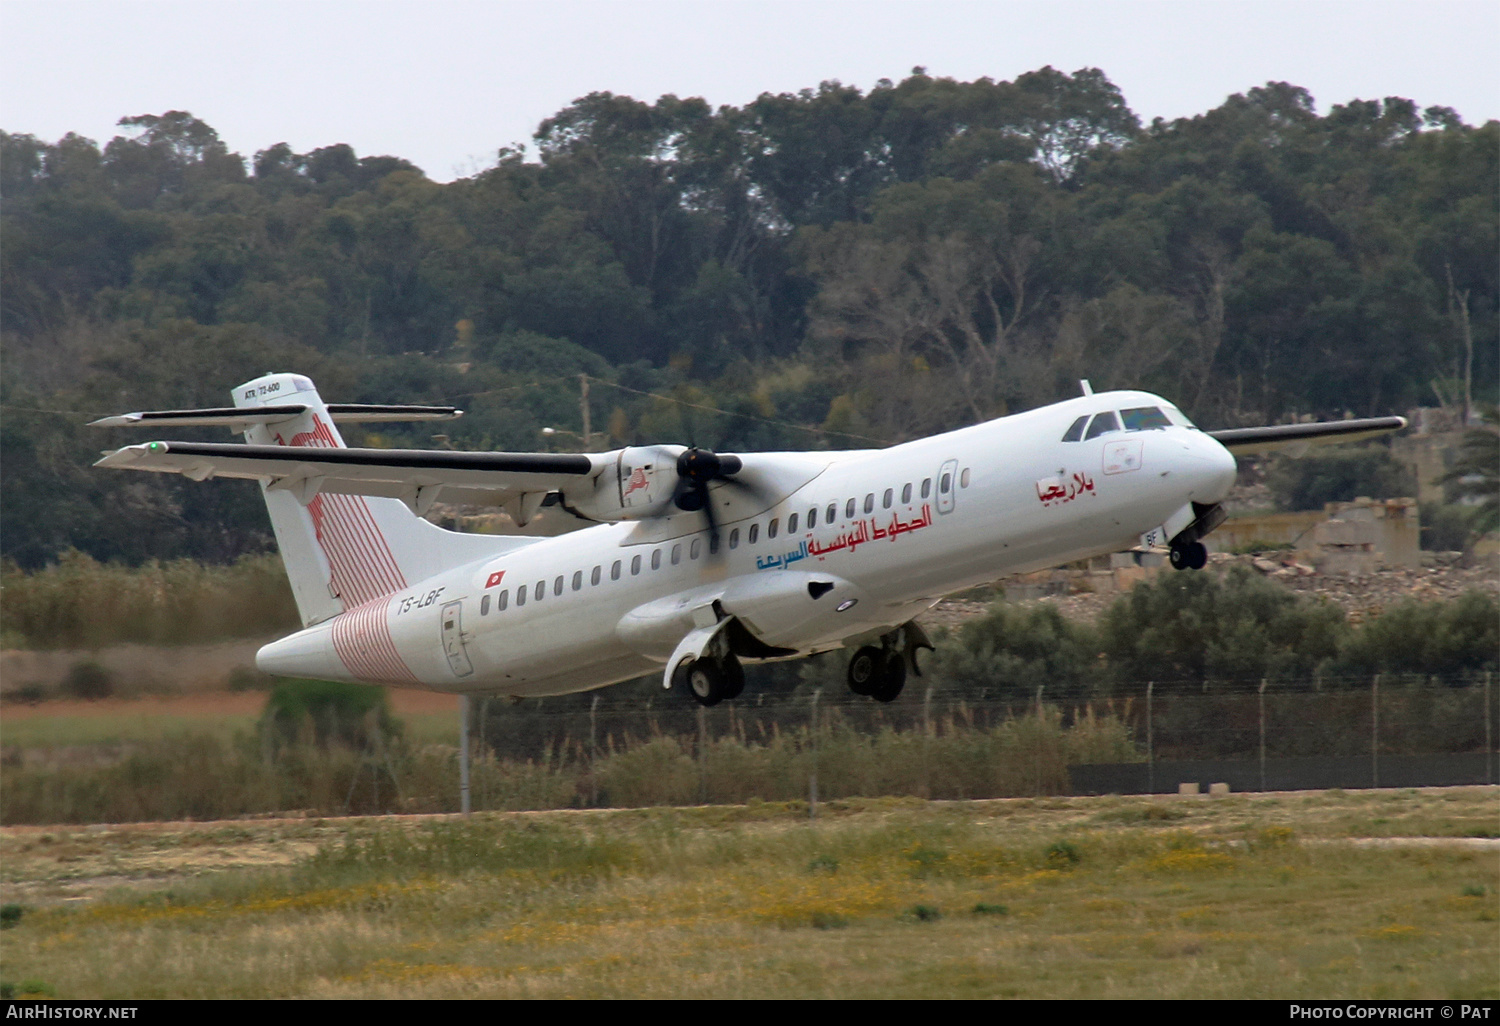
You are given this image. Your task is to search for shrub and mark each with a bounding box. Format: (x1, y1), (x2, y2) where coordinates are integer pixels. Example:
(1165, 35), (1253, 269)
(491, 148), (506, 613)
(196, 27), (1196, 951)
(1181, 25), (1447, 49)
(1266, 446), (1414, 511)
(261, 679), (400, 752)
(61, 660), (114, 700)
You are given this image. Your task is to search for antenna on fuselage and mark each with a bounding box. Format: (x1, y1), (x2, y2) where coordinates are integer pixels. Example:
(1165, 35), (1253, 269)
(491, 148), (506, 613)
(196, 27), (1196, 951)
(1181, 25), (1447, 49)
(1079, 379), (1094, 396)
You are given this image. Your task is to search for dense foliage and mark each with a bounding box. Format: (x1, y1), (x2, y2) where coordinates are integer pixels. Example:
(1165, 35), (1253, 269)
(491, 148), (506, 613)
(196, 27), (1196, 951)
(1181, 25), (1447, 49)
(3, 69), (1495, 567)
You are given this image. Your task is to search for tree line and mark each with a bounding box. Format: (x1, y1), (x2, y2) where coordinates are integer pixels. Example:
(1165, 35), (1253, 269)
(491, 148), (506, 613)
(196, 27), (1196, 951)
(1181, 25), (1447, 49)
(2, 68), (1495, 567)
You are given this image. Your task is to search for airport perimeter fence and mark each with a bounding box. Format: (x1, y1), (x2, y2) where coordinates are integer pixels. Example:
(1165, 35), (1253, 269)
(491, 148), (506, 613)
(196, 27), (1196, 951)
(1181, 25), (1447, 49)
(454, 672), (1497, 810)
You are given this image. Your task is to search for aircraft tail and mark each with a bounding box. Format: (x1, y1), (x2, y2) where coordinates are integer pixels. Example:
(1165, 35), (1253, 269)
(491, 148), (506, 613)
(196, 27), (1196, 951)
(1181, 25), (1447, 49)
(232, 372), (513, 626)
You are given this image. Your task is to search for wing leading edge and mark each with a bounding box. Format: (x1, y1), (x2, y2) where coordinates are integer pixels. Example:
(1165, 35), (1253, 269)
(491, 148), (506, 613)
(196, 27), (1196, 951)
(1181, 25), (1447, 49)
(1208, 416), (1408, 456)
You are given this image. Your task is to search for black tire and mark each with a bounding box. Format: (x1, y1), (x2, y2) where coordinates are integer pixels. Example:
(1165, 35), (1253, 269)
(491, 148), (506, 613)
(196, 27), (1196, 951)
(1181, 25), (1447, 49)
(683, 659), (725, 707)
(1170, 544), (1190, 571)
(869, 650), (907, 704)
(1188, 541), (1209, 570)
(847, 646), (882, 696)
(721, 655), (745, 701)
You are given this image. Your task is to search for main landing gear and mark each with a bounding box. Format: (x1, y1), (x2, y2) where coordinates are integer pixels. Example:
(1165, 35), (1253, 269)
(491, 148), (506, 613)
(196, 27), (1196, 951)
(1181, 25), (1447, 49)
(674, 654), (745, 707)
(1169, 540), (1208, 571)
(847, 646), (906, 703)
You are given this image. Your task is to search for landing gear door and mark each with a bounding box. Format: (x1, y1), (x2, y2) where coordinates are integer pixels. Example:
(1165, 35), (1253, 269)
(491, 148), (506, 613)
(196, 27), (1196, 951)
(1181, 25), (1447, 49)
(440, 600), (474, 677)
(936, 458), (959, 515)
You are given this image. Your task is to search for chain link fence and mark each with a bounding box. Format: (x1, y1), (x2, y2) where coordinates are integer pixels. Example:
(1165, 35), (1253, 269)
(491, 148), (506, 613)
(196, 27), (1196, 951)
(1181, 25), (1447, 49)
(449, 673), (1496, 811)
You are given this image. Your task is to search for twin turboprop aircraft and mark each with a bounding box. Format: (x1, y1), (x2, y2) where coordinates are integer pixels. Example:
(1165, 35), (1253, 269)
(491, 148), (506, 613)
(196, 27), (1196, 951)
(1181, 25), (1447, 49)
(92, 373), (1405, 706)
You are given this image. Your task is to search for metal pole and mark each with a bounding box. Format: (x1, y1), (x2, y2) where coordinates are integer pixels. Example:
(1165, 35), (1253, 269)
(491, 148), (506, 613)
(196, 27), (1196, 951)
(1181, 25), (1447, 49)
(1259, 678), (1267, 793)
(1035, 684), (1044, 797)
(1371, 674), (1380, 789)
(1485, 672), (1493, 786)
(579, 374), (592, 448)
(589, 693), (600, 807)
(697, 704), (708, 804)
(809, 689), (822, 819)
(1146, 681), (1154, 794)
(459, 695), (472, 815)
(922, 686), (934, 799)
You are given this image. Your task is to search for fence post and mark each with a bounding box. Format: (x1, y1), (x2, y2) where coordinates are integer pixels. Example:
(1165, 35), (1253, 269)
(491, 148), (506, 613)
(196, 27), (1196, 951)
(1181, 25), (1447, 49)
(459, 695), (471, 816)
(1486, 672), (1494, 786)
(809, 689), (822, 819)
(922, 686), (934, 799)
(1371, 673), (1381, 789)
(589, 694), (600, 807)
(1259, 678), (1267, 793)
(697, 704), (708, 805)
(1034, 684), (1044, 797)
(1146, 681), (1154, 794)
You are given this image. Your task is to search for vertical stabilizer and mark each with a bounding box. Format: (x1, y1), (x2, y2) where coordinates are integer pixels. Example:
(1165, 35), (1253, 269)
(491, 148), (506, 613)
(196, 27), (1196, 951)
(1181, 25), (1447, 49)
(233, 373), (504, 626)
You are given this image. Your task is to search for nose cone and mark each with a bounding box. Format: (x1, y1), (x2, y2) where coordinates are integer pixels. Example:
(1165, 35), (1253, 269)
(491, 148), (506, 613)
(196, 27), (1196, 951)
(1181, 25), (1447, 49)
(1180, 433), (1238, 504)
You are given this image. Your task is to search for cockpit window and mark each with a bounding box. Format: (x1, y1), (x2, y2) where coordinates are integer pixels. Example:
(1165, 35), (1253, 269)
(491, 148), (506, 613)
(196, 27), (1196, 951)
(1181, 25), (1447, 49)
(1084, 411), (1120, 439)
(1165, 404), (1197, 428)
(1061, 415), (1088, 442)
(1120, 407), (1172, 431)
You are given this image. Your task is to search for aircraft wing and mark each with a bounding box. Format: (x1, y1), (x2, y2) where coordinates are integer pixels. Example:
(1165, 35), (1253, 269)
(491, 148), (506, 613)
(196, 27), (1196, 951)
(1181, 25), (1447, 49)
(1208, 416), (1407, 456)
(96, 441), (606, 518)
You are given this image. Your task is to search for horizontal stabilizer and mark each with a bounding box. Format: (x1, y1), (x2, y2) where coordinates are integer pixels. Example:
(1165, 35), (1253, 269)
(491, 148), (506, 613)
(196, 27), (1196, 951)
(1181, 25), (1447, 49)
(89, 404), (462, 429)
(1208, 416), (1407, 456)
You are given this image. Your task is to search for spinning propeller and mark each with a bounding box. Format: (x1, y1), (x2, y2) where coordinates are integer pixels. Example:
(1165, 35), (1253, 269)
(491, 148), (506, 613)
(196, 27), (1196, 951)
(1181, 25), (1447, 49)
(672, 447), (751, 557)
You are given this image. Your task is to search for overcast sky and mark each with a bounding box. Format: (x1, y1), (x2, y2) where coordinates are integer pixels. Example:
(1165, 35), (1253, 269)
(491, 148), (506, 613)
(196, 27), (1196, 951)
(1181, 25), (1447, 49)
(4, 0), (1496, 182)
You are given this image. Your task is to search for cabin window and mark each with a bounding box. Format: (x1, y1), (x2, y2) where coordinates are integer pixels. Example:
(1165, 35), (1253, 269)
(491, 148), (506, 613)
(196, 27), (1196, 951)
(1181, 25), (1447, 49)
(1084, 411), (1120, 439)
(591, 565), (602, 586)
(729, 528), (740, 549)
(554, 575), (565, 596)
(671, 544), (682, 565)
(940, 473), (951, 494)
(1121, 406), (1172, 431)
(864, 493), (874, 514)
(807, 507), (817, 529)
(690, 538), (701, 560)
(902, 483), (912, 504)
(480, 594), (490, 616)
(883, 488), (893, 509)
(611, 560), (623, 581)
(651, 549), (662, 570)
(1062, 415), (1088, 442)
(768, 518), (779, 539)
(827, 502), (837, 523)
(921, 478), (932, 498)
(535, 581), (545, 602)
(572, 570), (583, 592)
(708, 534), (719, 555)
(515, 587), (526, 607)
(497, 589), (508, 611)
(749, 523), (760, 544)
(961, 468), (971, 488)
(845, 498), (856, 519)
(629, 555), (640, 576)
(788, 512), (798, 534)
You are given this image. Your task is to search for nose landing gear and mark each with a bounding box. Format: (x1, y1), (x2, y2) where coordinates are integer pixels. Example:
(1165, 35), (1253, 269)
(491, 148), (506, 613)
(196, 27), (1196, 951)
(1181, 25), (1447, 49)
(1170, 540), (1208, 571)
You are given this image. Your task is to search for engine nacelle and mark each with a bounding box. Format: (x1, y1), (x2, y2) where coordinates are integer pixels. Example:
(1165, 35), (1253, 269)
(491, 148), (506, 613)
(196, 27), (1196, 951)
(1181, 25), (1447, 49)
(561, 445), (685, 522)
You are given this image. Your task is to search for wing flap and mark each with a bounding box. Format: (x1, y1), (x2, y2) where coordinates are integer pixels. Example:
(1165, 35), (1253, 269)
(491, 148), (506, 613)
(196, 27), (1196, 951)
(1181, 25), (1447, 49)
(1208, 416), (1407, 456)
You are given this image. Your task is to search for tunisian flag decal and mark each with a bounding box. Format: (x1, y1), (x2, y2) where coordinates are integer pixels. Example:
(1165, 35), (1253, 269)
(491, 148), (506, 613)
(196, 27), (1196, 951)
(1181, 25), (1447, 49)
(485, 570), (505, 588)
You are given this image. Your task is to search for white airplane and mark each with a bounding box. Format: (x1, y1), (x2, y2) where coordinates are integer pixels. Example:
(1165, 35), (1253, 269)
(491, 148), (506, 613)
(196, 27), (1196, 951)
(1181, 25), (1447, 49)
(92, 373), (1405, 706)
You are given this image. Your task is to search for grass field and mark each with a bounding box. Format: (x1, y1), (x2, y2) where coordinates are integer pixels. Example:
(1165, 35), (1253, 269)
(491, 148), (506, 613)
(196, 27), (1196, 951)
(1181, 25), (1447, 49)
(1, 789), (1495, 999)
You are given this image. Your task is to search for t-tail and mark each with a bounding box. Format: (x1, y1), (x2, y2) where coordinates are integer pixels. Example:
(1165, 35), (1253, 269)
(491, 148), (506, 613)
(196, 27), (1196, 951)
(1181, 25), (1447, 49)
(230, 372), (513, 626)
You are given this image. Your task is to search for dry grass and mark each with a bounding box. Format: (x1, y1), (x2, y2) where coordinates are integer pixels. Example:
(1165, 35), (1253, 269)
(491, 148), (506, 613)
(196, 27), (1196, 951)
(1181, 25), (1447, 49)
(1, 790), (1495, 999)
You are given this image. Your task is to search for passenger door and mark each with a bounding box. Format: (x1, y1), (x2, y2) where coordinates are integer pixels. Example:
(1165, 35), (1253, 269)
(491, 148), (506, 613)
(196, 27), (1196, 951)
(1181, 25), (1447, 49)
(936, 458), (958, 515)
(440, 600), (474, 677)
